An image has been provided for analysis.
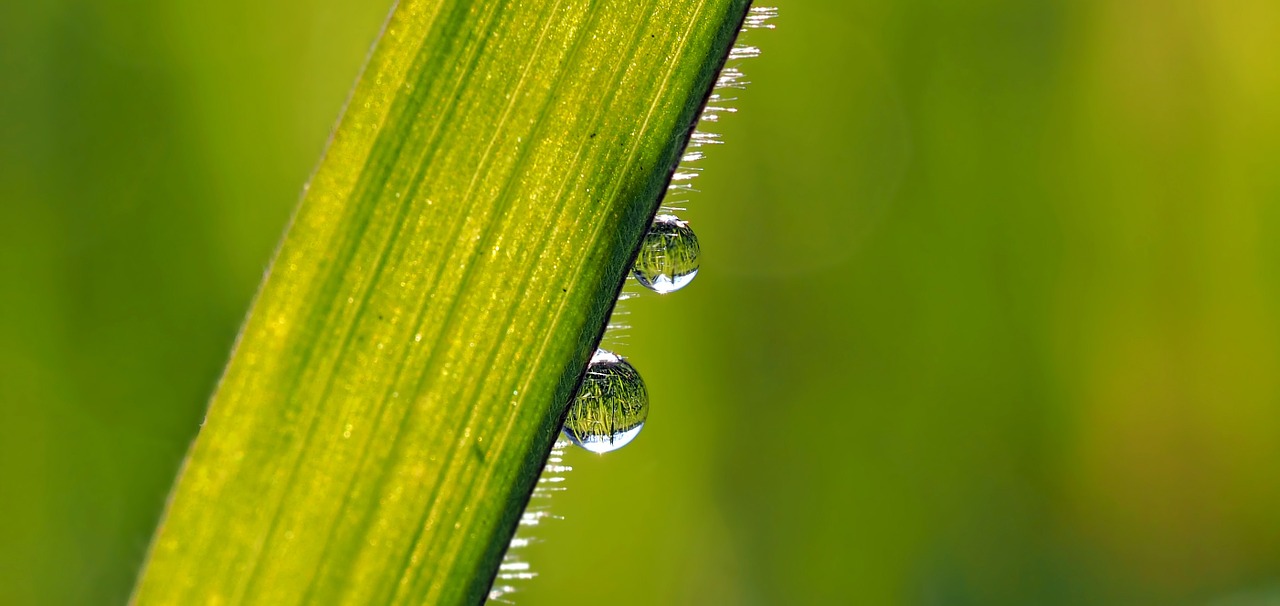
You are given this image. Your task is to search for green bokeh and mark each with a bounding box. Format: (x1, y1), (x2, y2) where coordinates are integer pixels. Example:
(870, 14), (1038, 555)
(3, 1), (1279, 604)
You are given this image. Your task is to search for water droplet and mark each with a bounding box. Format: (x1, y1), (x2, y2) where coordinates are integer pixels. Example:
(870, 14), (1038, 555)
(633, 214), (700, 294)
(562, 349), (648, 454)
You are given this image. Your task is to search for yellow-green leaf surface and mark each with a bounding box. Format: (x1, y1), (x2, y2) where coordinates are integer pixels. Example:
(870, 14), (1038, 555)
(131, 0), (751, 604)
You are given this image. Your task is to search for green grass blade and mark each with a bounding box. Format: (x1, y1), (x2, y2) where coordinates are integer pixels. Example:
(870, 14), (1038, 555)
(130, 0), (751, 604)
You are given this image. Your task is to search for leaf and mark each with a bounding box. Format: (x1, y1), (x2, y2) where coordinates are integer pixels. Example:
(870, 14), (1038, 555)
(130, 0), (752, 604)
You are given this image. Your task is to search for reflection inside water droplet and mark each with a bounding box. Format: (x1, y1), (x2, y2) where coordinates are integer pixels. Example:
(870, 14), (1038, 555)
(633, 214), (700, 294)
(562, 349), (648, 454)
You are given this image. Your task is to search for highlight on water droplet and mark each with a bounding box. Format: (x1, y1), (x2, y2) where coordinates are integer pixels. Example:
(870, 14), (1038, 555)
(562, 349), (648, 454)
(633, 214), (700, 294)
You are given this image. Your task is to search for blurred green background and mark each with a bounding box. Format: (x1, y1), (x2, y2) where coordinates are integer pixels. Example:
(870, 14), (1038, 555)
(3, 0), (1279, 604)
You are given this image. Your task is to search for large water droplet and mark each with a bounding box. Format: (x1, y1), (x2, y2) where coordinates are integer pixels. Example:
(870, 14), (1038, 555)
(562, 349), (648, 454)
(633, 214), (700, 294)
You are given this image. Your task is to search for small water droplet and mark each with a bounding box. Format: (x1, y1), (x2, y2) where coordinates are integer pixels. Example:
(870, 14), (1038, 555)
(633, 214), (700, 294)
(562, 349), (648, 454)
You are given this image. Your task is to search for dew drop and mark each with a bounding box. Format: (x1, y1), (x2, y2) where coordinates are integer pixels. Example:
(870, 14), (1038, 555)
(562, 349), (648, 454)
(633, 214), (700, 294)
